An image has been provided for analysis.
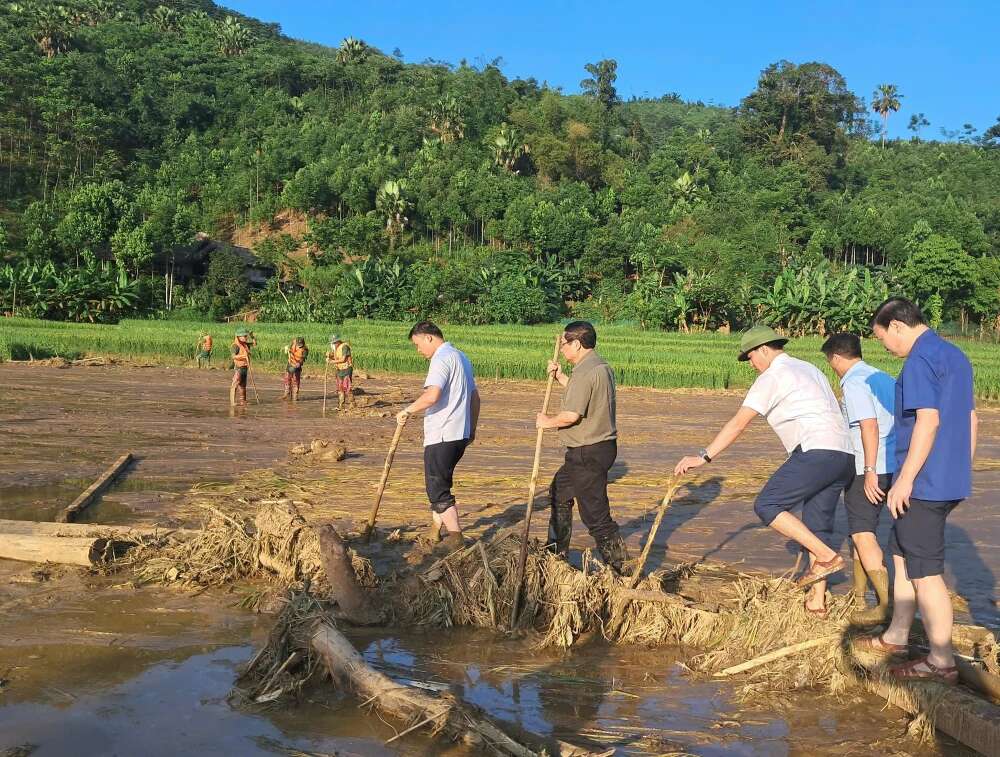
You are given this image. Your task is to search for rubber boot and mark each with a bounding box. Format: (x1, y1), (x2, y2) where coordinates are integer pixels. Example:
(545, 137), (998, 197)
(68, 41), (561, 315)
(852, 568), (891, 626)
(435, 531), (466, 554)
(337, 392), (346, 411)
(852, 556), (869, 606)
(291, 383), (299, 402)
(238, 386), (247, 406)
(597, 532), (629, 576)
(420, 521), (443, 546)
(546, 501), (574, 557)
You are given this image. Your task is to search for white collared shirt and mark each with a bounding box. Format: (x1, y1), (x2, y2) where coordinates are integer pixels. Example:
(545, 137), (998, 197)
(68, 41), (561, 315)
(422, 342), (477, 446)
(743, 353), (852, 455)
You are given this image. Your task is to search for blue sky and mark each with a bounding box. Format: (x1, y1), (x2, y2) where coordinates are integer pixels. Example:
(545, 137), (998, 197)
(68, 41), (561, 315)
(222, 0), (997, 140)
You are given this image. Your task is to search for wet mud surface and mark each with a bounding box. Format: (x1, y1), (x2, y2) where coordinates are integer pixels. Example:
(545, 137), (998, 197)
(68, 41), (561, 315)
(1, 362), (996, 755)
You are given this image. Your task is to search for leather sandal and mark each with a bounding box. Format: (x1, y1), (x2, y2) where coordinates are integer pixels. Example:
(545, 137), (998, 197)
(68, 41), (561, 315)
(853, 633), (908, 659)
(795, 554), (845, 588)
(803, 599), (828, 619)
(890, 656), (959, 686)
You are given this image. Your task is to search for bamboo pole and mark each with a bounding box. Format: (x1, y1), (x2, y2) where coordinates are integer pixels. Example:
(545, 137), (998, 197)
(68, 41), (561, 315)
(626, 478), (681, 589)
(715, 635), (838, 677)
(509, 334), (563, 629)
(362, 416), (407, 543)
(322, 362), (329, 416)
(246, 353), (261, 404)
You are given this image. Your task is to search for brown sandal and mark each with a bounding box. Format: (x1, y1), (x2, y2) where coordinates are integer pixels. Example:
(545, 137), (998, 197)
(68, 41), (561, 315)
(795, 554), (845, 588)
(853, 633), (908, 659)
(804, 599), (828, 619)
(890, 656), (959, 686)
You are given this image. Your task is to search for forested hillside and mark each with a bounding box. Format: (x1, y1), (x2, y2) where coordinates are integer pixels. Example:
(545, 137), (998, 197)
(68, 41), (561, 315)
(1, 0), (999, 330)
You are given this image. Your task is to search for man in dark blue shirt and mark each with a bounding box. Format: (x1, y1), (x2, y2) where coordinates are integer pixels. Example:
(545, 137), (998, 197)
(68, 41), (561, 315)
(855, 298), (978, 686)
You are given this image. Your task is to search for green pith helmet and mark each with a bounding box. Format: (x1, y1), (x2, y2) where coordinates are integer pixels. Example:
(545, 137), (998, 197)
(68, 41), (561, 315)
(737, 325), (788, 362)
(236, 328), (249, 338)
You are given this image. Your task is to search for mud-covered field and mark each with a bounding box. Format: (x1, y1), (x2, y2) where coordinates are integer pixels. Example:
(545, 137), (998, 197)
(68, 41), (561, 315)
(2, 362), (997, 755)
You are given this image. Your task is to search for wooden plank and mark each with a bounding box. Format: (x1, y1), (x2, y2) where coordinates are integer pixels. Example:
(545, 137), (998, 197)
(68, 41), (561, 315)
(0, 519), (195, 540)
(868, 676), (1000, 756)
(58, 452), (134, 523)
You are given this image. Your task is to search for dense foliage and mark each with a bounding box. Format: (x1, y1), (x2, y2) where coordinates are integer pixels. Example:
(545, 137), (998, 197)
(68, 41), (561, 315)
(1, 0), (999, 330)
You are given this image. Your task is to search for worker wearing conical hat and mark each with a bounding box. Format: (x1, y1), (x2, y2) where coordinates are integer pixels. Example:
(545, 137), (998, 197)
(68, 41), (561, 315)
(230, 328), (256, 406)
(326, 334), (353, 411)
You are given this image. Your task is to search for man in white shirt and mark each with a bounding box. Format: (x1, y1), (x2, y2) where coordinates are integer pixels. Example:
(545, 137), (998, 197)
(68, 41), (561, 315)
(675, 325), (855, 617)
(398, 321), (480, 552)
(822, 333), (896, 625)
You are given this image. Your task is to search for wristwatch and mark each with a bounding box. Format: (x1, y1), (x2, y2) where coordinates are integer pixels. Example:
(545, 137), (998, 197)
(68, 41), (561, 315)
(863, 465), (875, 473)
(699, 448), (712, 463)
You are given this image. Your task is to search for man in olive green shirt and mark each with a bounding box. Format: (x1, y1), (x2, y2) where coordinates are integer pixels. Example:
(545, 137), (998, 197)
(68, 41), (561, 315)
(536, 321), (627, 573)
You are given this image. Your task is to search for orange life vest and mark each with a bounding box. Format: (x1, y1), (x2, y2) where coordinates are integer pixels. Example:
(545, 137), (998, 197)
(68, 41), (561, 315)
(232, 338), (250, 368)
(331, 341), (351, 370)
(288, 343), (307, 368)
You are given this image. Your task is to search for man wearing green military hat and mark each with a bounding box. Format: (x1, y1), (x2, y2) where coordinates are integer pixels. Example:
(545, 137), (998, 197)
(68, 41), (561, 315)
(674, 325), (855, 617)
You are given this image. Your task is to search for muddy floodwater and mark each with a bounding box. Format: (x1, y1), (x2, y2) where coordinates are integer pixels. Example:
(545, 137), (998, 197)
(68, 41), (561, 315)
(2, 363), (997, 755)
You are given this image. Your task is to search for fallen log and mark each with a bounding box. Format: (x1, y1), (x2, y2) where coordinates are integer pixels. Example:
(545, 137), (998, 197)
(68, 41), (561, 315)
(311, 621), (607, 756)
(58, 452), (134, 523)
(867, 674), (1000, 756)
(0, 519), (194, 540)
(0, 533), (134, 566)
(317, 524), (384, 625)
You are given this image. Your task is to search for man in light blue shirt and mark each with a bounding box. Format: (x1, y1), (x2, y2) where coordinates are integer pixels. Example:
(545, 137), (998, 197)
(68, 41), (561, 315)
(399, 321), (480, 553)
(823, 333), (896, 625)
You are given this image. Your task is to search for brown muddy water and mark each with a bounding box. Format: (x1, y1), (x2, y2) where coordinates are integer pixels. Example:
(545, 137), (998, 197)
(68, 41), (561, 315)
(1, 363), (996, 755)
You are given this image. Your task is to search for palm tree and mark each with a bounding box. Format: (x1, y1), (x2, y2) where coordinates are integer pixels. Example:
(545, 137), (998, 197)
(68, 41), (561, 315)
(336, 36), (368, 65)
(32, 4), (73, 58)
(429, 96), (465, 143)
(871, 84), (902, 149)
(491, 124), (529, 173)
(151, 5), (180, 32)
(375, 180), (409, 249)
(216, 16), (252, 57)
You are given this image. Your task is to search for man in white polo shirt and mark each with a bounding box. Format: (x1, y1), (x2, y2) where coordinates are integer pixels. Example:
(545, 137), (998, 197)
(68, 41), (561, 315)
(398, 321), (480, 552)
(675, 325), (855, 616)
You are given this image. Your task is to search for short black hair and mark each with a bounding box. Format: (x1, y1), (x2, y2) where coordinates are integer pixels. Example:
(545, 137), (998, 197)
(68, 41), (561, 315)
(821, 333), (862, 360)
(408, 320), (444, 340)
(871, 297), (927, 329)
(563, 321), (597, 349)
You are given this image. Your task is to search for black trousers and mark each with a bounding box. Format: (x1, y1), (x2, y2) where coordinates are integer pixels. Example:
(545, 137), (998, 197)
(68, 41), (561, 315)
(549, 439), (620, 542)
(424, 439), (469, 513)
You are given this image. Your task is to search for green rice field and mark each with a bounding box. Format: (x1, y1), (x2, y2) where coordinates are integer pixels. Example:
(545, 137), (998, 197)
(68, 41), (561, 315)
(2, 317), (999, 401)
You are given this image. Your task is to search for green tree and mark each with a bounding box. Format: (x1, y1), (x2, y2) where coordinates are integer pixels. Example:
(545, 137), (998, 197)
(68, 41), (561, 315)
(871, 83), (902, 148)
(336, 36), (368, 64)
(375, 180), (410, 249)
(907, 112), (929, 138)
(580, 59), (619, 111)
(151, 5), (180, 32)
(216, 16), (252, 57)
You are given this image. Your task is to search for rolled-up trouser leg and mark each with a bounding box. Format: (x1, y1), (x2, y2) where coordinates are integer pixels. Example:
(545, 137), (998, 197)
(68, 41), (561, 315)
(753, 447), (855, 549)
(424, 439), (470, 514)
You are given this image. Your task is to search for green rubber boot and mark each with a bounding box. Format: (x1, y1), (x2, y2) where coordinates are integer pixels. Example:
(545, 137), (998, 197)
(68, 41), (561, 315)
(852, 568), (891, 626)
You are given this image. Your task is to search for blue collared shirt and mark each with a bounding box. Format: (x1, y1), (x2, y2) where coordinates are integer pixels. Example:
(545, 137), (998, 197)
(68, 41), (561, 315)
(895, 330), (975, 501)
(840, 360), (897, 476)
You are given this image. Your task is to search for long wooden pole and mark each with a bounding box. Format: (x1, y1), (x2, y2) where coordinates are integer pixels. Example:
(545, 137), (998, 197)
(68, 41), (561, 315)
(626, 477), (681, 589)
(322, 362), (329, 416)
(509, 334), (562, 629)
(246, 354), (261, 404)
(363, 417), (407, 542)
(57, 452), (133, 523)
